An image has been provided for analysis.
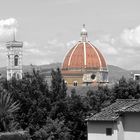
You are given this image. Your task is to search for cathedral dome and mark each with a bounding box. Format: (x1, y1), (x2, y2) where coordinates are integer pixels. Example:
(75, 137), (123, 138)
(62, 25), (107, 71)
(61, 25), (108, 86)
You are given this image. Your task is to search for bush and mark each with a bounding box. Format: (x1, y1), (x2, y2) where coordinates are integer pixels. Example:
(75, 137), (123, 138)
(0, 131), (30, 140)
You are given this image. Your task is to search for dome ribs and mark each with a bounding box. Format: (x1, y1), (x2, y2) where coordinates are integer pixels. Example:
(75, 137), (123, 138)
(62, 41), (107, 71)
(86, 43), (100, 69)
(94, 47), (107, 68)
(68, 42), (80, 67)
(69, 42), (84, 68)
(88, 42), (102, 69)
(62, 46), (75, 69)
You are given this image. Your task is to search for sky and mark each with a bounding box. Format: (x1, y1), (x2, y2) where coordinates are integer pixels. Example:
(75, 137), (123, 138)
(0, 0), (140, 69)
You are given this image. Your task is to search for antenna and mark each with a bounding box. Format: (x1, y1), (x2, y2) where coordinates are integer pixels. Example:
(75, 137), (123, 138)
(13, 28), (16, 41)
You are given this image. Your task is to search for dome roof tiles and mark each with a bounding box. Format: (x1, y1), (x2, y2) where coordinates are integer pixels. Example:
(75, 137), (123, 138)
(62, 41), (107, 70)
(62, 25), (107, 72)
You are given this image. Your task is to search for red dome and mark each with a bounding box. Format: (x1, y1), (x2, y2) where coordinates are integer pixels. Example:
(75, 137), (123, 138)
(61, 25), (108, 85)
(62, 41), (107, 70)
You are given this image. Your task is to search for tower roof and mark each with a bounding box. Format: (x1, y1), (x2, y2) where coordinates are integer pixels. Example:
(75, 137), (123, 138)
(6, 41), (23, 48)
(6, 29), (23, 48)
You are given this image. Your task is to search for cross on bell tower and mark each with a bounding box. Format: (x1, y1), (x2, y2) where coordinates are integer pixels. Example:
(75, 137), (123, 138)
(6, 30), (23, 80)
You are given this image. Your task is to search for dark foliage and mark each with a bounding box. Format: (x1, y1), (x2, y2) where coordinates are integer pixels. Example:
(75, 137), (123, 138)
(50, 68), (67, 102)
(0, 87), (19, 132)
(111, 76), (140, 102)
(87, 86), (111, 113)
(1, 69), (140, 140)
(0, 131), (30, 140)
(2, 69), (50, 130)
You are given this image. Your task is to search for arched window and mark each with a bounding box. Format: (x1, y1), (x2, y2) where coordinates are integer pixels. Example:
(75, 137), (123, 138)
(73, 81), (78, 86)
(16, 73), (20, 80)
(14, 55), (19, 66)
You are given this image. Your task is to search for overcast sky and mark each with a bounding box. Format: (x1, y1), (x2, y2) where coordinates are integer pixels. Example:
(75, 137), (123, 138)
(0, 0), (140, 70)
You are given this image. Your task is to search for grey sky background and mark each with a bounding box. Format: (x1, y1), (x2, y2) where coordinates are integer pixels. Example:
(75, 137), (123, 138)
(0, 0), (140, 69)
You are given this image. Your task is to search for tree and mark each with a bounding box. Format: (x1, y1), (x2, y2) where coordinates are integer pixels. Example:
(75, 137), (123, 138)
(50, 68), (67, 103)
(87, 86), (111, 113)
(64, 93), (90, 140)
(32, 118), (72, 140)
(2, 70), (51, 131)
(0, 87), (19, 132)
(111, 76), (140, 102)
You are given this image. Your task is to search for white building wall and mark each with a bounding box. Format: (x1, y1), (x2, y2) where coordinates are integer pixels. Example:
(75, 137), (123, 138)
(117, 117), (124, 140)
(124, 112), (140, 140)
(88, 121), (117, 140)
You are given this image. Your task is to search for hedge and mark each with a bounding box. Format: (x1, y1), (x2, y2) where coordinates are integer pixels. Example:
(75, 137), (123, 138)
(0, 131), (30, 140)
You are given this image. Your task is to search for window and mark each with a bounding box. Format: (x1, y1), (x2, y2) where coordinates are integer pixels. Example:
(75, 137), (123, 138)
(135, 75), (140, 80)
(73, 81), (78, 86)
(14, 55), (19, 66)
(91, 74), (96, 80)
(106, 128), (112, 136)
(13, 73), (16, 77)
(16, 73), (20, 80)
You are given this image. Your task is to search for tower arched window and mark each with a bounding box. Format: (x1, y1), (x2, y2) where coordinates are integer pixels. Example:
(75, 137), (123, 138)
(14, 55), (19, 66)
(16, 73), (20, 80)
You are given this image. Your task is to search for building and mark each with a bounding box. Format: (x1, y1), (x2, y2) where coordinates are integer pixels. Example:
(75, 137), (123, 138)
(6, 35), (23, 80)
(61, 25), (108, 86)
(133, 74), (140, 81)
(86, 99), (140, 140)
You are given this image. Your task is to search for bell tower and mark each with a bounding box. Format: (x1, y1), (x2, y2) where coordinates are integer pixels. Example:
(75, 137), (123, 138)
(6, 32), (23, 80)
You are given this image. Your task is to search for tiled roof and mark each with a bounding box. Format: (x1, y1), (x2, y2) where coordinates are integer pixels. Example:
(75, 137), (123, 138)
(117, 100), (140, 113)
(62, 42), (107, 70)
(87, 99), (139, 121)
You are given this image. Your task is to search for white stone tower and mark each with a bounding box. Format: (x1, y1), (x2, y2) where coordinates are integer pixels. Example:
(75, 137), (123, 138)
(6, 33), (23, 80)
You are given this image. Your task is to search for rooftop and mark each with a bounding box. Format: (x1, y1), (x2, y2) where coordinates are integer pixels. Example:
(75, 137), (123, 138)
(87, 99), (140, 121)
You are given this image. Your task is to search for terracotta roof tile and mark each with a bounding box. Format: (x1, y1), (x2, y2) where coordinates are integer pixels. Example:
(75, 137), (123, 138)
(62, 42), (107, 70)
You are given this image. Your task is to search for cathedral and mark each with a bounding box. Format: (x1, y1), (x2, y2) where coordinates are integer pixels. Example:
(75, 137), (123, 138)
(5, 25), (108, 86)
(61, 25), (108, 86)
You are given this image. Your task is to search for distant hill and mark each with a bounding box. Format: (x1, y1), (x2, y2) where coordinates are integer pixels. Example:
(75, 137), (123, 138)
(0, 63), (138, 83)
(108, 65), (131, 83)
